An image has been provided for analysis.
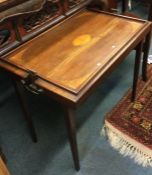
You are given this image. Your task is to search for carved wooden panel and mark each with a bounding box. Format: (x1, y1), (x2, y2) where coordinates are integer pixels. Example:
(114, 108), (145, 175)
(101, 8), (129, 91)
(0, 0), (30, 12)
(17, 0), (63, 37)
(0, 0), (91, 56)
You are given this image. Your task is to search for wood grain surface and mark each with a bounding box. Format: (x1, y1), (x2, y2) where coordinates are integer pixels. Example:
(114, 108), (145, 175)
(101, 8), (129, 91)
(0, 157), (10, 175)
(0, 0), (7, 2)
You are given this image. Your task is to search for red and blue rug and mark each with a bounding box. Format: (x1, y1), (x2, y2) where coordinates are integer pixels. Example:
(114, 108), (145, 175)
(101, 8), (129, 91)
(103, 65), (152, 167)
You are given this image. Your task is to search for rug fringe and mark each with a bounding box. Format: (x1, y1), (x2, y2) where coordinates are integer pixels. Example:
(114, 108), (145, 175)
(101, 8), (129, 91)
(102, 121), (152, 167)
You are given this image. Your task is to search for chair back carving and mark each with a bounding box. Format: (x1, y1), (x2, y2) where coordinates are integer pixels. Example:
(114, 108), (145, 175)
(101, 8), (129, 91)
(0, 0), (91, 56)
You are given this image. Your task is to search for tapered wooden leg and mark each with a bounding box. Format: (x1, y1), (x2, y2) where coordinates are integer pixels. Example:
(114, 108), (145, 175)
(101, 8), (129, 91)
(132, 42), (143, 101)
(64, 107), (80, 171)
(13, 80), (37, 143)
(142, 31), (151, 82)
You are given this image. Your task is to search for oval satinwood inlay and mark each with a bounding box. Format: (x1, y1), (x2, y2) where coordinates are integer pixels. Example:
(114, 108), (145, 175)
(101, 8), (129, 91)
(73, 34), (91, 46)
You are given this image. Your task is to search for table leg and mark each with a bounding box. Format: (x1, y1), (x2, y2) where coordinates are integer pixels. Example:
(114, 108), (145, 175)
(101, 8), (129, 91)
(13, 80), (37, 143)
(132, 42), (143, 101)
(64, 107), (80, 171)
(142, 31), (151, 82)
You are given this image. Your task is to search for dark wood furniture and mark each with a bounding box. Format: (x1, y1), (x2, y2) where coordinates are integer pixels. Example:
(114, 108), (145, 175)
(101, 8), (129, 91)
(0, 0), (151, 171)
(0, 0), (91, 143)
(121, 0), (152, 21)
(121, 0), (152, 81)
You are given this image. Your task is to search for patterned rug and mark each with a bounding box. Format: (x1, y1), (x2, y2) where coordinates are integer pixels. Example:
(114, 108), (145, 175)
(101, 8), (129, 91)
(103, 65), (152, 167)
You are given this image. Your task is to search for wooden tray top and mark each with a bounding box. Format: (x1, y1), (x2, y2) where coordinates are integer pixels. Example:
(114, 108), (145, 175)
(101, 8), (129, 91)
(1, 10), (150, 101)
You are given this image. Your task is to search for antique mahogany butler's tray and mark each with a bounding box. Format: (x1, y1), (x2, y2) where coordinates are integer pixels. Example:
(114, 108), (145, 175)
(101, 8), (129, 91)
(0, 0), (151, 171)
(1, 10), (151, 105)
